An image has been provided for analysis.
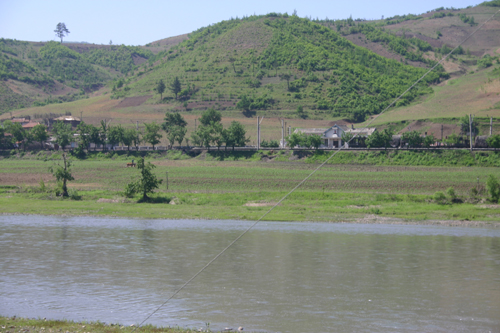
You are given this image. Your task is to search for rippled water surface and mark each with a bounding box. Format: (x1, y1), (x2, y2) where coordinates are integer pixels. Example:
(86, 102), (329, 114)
(1, 216), (500, 332)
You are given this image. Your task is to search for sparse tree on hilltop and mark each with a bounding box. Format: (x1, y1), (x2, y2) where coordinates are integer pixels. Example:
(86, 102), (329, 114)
(54, 23), (70, 43)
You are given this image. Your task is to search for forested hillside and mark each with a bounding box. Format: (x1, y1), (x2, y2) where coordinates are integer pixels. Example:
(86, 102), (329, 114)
(1, 0), (499, 124)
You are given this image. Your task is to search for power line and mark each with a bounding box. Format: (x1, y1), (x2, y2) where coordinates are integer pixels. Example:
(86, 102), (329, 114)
(131, 8), (500, 331)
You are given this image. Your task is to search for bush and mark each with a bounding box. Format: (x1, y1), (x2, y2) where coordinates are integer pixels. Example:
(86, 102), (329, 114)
(486, 174), (500, 202)
(433, 191), (447, 204)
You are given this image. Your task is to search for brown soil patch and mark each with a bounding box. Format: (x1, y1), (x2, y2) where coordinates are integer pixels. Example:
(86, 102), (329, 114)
(0, 173), (52, 186)
(344, 34), (426, 68)
(132, 55), (147, 66)
(97, 198), (123, 203)
(149, 34), (189, 47)
(115, 95), (152, 108)
(399, 120), (459, 138)
(244, 202), (280, 207)
(479, 204), (500, 209)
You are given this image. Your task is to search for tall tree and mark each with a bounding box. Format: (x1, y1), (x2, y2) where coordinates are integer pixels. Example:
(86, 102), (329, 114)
(162, 113), (187, 131)
(107, 125), (124, 148)
(76, 122), (92, 151)
(143, 122), (162, 149)
(170, 77), (182, 100)
(225, 121), (249, 151)
(156, 79), (166, 101)
(49, 153), (74, 197)
(279, 73), (292, 90)
(54, 22), (70, 43)
(199, 108), (222, 126)
(52, 121), (73, 150)
(4, 120), (25, 150)
(122, 128), (139, 151)
(31, 124), (49, 149)
(124, 158), (163, 201)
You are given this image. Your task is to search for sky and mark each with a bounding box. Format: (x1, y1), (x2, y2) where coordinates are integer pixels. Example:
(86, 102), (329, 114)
(0, 0), (483, 46)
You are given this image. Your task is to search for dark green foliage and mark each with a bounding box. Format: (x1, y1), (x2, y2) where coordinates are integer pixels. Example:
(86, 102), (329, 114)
(286, 132), (322, 149)
(163, 112), (188, 147)
(296, 105), (307, 119)
(367, 129), (394, 148)
(179, 15), (442, 121)
(52, 121), (74, 150)
(31, 124), (48, 148)
(487, 134), (500, 148)
(76, 122), (93, 150)
(35, 42), (110, 91)
(156, 79), (165, 100)
(401, 130), (423, 147)
(48, 153), (74, 197)
(199, 108), (221, 126)
(143, 122), (162, 149)
(459, 13), (476, 25)
(236, 94), (275, 113)
(125, 158), (163, 201)
(107, 125), (124, 147)
(85, 45), (154, 74)
(54, 23), (70, 43)
(478, 55), (493, 68)
(170, 76), (182, 99)
(122, 128), (140, 150)
(486, 174), (500, 202)
(225, 121), (249, 150)
(260, 139), (280, 147)
(481, 0), (500, 6)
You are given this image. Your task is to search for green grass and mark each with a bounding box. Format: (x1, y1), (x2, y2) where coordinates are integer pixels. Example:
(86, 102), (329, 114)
(0, 316), (208, 333)
(1, 150), (500, 223)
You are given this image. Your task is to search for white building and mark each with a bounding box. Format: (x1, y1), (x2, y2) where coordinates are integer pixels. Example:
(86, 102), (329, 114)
(291, 124), (376, 148)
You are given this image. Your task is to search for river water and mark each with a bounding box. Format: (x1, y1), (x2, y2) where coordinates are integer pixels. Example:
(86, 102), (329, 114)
(1, 216), (500, 332)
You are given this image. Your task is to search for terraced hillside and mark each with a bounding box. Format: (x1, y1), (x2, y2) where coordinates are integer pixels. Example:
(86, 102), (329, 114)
(1, 1), (499, 139)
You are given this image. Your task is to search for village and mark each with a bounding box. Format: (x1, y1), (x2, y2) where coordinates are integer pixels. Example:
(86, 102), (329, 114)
(1, 112), (499, 151)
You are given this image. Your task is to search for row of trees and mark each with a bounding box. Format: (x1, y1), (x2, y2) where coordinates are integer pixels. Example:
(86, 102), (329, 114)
(189, 109), (249, 150)
(1, 120), (49, 150)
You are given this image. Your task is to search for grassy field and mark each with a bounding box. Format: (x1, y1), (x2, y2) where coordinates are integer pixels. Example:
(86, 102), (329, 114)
(1, 150), (500, 224)
(0, 316), (205, 333)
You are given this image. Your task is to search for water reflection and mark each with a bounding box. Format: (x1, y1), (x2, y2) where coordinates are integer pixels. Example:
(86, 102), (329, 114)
(1, 216), (499, 332)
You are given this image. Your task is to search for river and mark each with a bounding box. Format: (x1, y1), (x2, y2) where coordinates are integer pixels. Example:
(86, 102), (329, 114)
(1, 216), (499, 332)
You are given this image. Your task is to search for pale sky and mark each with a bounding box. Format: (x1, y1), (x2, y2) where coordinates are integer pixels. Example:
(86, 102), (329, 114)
(0, 0), (481, 46)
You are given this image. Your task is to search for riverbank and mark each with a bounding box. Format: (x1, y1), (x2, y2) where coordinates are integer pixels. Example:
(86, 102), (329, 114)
(0, 316), (212, 333)
(1, 151), (500, 224)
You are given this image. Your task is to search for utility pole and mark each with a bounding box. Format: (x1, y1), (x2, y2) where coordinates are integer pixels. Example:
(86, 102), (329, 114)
(490, 117), (493, 136)
(441, 124), (444, 141)
(166, 172), (169, 190)
(136, 121), (138, 131)
(80, 111), (83, 123)
(469, 114), (473, 152)
(257, 116), (260, 150)
(281, 119), (284, 149)
(195, 118), (197, 132)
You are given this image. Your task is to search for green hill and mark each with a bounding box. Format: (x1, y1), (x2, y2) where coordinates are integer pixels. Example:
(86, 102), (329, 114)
(1, 1), (499, 129)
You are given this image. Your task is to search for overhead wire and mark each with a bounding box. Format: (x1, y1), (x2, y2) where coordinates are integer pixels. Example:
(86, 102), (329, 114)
(131, 8), (500, 332)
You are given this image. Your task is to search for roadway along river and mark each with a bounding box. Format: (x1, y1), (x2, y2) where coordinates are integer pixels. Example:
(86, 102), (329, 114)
(1, 216), (500, 332)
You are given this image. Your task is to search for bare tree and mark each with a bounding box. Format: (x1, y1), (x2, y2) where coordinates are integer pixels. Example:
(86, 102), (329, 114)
(54, 22), (70, 43)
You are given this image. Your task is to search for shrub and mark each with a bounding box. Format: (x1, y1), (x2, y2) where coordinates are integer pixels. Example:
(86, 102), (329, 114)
(433, 191), (447, 204)
(446, 187), (457, 201)
(486, 174), (500, 202)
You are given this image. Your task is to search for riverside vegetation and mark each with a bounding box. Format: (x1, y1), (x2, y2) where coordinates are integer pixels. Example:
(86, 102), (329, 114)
(1, 149), (500, 224)
(0, 316), (216, 333)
